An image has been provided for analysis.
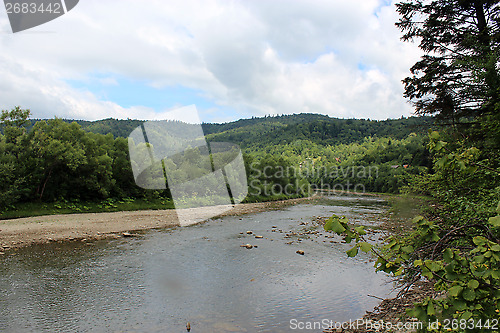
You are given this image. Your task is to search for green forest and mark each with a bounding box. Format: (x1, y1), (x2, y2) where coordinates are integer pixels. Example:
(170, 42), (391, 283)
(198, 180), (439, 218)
(0, 109), (434, 217)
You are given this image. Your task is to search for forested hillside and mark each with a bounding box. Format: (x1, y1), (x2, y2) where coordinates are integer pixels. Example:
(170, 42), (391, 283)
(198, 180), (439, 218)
(1, 110), (434, 217)
(205, 114), (433, 149)
(27, 113), (432, 149)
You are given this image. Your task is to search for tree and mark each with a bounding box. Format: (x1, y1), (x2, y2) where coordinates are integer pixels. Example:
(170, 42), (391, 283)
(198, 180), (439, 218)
(0, 106), (31, 131)
(28, 119), (87, 200)
(343, 1), (500, 326)
(396, 0), (500, 126)
(0, 107), (31, 209)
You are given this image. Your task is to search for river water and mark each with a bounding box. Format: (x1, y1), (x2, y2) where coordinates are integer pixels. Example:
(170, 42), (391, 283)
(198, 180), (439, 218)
(0, 194), (394, 332)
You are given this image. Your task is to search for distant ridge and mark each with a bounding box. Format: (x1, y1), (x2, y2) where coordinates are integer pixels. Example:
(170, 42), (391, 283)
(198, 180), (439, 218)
(27, 113), (433, 149)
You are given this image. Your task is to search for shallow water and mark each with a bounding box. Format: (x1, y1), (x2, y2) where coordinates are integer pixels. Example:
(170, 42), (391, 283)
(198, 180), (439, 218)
(0, 194), (394, 332)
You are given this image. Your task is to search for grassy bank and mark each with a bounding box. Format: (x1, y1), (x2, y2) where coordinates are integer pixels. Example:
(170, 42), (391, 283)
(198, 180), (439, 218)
(0, 193), (308, 220)
(0, 197), (175, 220)
(0, 190), (425, 222)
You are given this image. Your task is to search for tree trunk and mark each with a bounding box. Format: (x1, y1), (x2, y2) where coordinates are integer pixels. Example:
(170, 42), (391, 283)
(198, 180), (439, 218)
(39, 166), (53, 200)
(474, 0), (489, 46)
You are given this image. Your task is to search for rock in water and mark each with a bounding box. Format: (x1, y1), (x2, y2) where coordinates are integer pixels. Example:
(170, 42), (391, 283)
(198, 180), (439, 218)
(296, 250), (305, 255)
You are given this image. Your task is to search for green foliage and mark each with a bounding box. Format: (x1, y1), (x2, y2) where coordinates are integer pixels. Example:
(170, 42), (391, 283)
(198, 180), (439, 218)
(408, 235), (500, 324)
(244, 154), (311, 202)
(205, 114), (433, 150)
(322, 127), (499, 331)
(385, 5), (500, 327)
(0, 107), (32, 208)
(0, 106), (31, 131)
(396, 0), (500, 123)
(3, 109), (336, 213)
(5, 113), (433, 211)
(248, 133), (431, 194)
(323, 214), (373, 258)
(325, 211), (500, 330)
(377, 130), (499, 329)
(0, 109), (166, 213)
(0, 197), (175, 219)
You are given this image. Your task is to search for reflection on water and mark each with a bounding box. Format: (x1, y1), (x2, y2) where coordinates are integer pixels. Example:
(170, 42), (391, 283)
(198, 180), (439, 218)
(0, 194), (394, 332)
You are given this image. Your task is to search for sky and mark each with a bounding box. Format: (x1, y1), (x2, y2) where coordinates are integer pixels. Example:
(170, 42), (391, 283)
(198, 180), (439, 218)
(0, 0), (423, 123)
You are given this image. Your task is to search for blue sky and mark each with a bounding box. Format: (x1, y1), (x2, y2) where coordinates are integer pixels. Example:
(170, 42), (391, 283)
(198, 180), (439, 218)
(0, 0), (422, 122)
(67, 74), (252, 123)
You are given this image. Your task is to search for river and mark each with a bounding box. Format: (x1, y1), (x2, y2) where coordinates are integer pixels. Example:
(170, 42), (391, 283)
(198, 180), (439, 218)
(0, 194), (395, 332)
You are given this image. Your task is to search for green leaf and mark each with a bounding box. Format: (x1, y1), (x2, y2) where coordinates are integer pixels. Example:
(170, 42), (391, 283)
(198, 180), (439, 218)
(448, 285), (463, 297)
(358, 242), (372, 253)
(434, 140), (447, 151)
(324, 217), (346, 233)
(473, 236), (488, 246)
(452, 299), (467, 311)
(462, 288), (475, 301)
(467, 280), (479, 289)
(427, 301), (436, 316)
(407, 305), (426, 320)
(436, 156), (449, 168)
(412, 215), (425, 224)
(422, 270), (433, 279)
(429, 131), (440, 140)
(354, 226), (366, 235)
(402, 245), (414, 254)
(474, 254), (486, 264)
(430, 232), (440, 242)
(443, 248), (453, 262)
(496, 201), (500, 214)
(425, 260), (442, 272)
(346, 246), (358, 257)
(488, 215), (500, 227)
(460, 311), (472, 320)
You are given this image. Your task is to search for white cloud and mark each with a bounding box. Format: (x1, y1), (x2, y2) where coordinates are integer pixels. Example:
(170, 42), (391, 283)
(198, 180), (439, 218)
(0, 0), (422, 121)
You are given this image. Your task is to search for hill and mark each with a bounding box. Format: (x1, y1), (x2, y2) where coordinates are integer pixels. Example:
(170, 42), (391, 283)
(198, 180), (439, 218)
(204, 114), (433, 149)
(26, 113), (433, 149)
